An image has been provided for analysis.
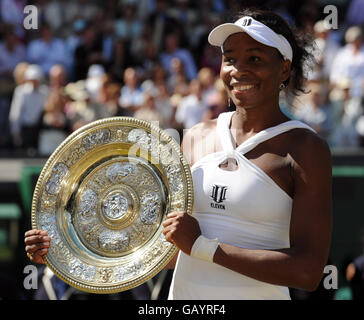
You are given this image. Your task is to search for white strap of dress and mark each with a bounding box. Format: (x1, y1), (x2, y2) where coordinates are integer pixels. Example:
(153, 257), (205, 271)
(236, 120), (316, 155)
(216, 111), (236, 159)
(216, 111), (316, 159)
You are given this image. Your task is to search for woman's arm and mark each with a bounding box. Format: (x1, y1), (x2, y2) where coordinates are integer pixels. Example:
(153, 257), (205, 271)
(214, 133), (332, 291)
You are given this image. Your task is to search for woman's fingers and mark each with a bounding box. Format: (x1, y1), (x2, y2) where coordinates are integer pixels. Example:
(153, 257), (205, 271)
(166, 212), (178, 219)
(24, 234), (51, 246)
(27, 249), (47, 264)
(25, 241), (50, 255)
(25, 229), (50, 264)
(24, 229), (48, 238)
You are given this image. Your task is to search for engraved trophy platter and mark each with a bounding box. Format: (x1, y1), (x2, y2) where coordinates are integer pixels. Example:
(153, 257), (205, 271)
(31, 117), (193, 293)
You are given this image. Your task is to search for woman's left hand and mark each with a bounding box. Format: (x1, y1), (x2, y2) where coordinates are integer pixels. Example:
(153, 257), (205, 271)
(162, 211), (201, 255)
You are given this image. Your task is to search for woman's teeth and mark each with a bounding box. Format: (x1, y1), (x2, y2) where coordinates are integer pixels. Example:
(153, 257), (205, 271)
(234, 85), (255, 91)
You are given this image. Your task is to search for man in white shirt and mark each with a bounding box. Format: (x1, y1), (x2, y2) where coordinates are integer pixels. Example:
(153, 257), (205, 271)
(9, 64), (48, 150)
(175, 79), (208, 129)
(119, 67), (144, 115)
(330, 26), (364, 97)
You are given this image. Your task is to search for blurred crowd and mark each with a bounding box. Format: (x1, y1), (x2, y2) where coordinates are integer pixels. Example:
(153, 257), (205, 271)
(1, 0), (364, 157)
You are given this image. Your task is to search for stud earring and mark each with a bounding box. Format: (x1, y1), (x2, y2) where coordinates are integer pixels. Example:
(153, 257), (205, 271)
(279, 83), (286, 90)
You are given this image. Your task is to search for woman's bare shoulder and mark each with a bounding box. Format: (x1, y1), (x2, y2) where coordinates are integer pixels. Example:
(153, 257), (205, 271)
(289, 128), (331, 158)
(182, 119), (217, 144)
(181, 119), (219, 166)
(185, 119), (217, 136)
(287, 128), (332, 181)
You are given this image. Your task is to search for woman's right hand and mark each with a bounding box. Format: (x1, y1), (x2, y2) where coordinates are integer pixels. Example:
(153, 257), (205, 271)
(24, 229), (51, 264)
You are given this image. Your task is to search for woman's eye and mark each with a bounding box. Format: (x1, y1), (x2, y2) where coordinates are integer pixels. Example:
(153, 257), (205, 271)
(224, 57), (235, 64)
(249, 56), (261, 62)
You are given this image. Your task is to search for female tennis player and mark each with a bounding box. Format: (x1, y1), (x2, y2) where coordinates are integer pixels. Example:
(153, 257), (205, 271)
(162, 9), (332, 300)
(25, 9), (332, 300)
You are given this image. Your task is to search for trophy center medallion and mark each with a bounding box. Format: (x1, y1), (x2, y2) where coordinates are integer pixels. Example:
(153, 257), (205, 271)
(98, 184), (139, 230)
(102, 192), (129, 220)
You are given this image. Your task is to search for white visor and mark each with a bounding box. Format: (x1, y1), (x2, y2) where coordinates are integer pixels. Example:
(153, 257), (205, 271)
(208, 16), (293, 62)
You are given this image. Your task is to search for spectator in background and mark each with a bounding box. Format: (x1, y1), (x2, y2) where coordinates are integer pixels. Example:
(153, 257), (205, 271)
(108, 39), (129, 83)
(134, 93), (165, 125)
(147, 0), (170, 52)
(65, 19), (87, 79)
(200, 43), (223, 75)
(150, 63), (169, 89)
(0, 24), (26, 147)
(62, 0), (99, 27)
(38, 88), (70, 156)
(160, 32), (198, 81)
(0, 0), (26, 39)
(141, 64), (169, 101)
(293, 83), (332, 140)
(330, 26), (364, 98)
(309, 20), (340, 82)
(155, 82), (175, 128)
(8, 64), (48, 152)
(167, 0), (197, 34)
(36, 63), (69, 155)
(167, 57), (189, 96)
(130, 25), (154, 67)
(27, 23), (68, 75)
(119, 67), (144, 115)
(202, 78), (229, 121)
(49, 64), (67, 90)
(0, 24), (26, 79)
(42, 0), (64, 33)
(196, 13), (223, 74)
(140, 42), (161, 79)
(175, 79), (208, 129)
(115, 3), (143, 41)
(85, 64), (106, 102)
(120, 0), (155, 22)
(345, 0), (364, 27)
(73, 24), (103, 81)
(198, 67), (217, 105)
(330, 78), (363, 147)
(197, 0), (225, 14)
(98, 79), (123, 117)
(101, 19), (116, 66)
(189, 11), (221, 65)
(12, 62), (29, 87)
(64, 80), (110, 132)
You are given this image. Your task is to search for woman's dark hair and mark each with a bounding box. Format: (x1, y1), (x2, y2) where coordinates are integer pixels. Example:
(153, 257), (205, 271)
(234, 9), (315, 96)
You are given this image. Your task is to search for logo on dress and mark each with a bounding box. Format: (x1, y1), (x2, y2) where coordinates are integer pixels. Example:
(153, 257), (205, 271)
(210, 185), (227, 210)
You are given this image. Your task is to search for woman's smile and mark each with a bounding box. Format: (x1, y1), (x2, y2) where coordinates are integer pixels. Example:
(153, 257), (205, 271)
(231, 83), (260, 96)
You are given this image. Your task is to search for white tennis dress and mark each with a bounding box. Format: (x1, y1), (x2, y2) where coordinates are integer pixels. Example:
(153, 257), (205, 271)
(168, 111), (315, 300)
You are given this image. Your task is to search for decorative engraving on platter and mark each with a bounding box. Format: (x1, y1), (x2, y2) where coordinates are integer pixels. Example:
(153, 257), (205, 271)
(31, 117), (193, 294)
(45, 162), (68, 195)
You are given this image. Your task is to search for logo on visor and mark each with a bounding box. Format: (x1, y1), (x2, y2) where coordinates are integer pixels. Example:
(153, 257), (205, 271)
(210, 185), (227, 210)
(241, 18), (252, 26)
